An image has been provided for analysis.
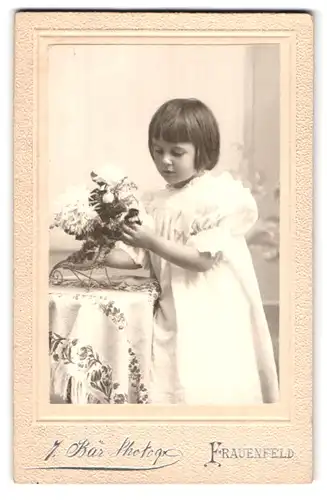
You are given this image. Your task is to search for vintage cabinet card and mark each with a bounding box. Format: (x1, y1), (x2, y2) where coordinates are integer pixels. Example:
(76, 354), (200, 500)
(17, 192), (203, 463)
(13, 12), (313, 483)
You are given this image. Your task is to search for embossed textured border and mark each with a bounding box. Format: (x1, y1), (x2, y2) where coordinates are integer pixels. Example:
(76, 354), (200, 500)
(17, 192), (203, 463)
(14, 12), (312, 483)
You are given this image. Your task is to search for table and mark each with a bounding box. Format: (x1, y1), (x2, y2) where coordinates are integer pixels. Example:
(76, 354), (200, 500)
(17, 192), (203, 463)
(49, 276), (160, 404)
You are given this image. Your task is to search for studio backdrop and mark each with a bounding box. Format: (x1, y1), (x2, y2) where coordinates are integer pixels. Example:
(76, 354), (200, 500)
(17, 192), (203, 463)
(48, 43), (280, 308)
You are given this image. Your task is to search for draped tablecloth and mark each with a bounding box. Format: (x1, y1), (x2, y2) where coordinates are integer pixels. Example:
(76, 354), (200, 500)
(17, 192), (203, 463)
(49, 276), (160, 404)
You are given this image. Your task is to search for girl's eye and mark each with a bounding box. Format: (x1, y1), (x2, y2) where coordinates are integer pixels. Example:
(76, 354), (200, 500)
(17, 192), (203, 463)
(172, 151), (184, 157)
(153, 149), (163, 155)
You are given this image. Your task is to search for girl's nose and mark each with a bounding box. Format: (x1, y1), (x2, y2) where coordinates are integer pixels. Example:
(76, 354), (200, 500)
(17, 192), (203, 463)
(163, 155), (173, 167)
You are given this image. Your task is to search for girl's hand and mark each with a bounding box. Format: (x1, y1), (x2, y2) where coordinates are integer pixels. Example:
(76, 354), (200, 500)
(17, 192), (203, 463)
(120, 221), (156, 250)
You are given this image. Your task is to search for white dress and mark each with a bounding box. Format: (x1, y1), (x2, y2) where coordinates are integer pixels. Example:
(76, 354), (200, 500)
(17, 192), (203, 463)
(117, 171), (279, 405)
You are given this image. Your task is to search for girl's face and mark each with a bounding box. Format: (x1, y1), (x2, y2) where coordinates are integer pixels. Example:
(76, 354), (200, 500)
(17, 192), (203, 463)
(151, 138), (198, 187)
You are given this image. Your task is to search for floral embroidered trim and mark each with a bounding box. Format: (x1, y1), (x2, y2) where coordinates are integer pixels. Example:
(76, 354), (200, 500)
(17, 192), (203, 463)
(50, 331), (128, 404)
(50, 331), (150, 404)
(106, 278), (161, 308)
(128, 345), (149, 404)
(98, 301), (127, 330)
(49, 293), (128, 331)
(50, 277), (160, 309)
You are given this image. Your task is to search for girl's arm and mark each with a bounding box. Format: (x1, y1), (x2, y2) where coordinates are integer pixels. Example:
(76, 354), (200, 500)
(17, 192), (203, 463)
(149, 235), (217, 272)
(64, 248), (142, 270)
(120, 223), (217, 273)
(104, 248), (142, 270)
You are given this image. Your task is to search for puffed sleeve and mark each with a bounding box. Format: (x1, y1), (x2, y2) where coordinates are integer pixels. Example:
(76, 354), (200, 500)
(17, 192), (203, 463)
(185, 173), (258, 259)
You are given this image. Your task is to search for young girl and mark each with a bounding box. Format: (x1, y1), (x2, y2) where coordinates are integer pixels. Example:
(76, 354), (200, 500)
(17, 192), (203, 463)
(105, 98), (279, 405)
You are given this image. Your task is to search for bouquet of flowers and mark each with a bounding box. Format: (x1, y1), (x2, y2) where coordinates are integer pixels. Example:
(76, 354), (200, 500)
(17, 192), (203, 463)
(49, 165), (145, 285)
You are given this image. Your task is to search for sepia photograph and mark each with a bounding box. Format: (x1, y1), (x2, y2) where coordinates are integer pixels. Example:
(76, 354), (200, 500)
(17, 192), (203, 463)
(48, 42), (280, 406)
(13, 12), (313, 485)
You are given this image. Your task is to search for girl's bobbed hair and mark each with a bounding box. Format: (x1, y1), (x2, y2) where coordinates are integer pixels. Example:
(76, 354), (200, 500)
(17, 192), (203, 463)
(148, 98), (220, 171)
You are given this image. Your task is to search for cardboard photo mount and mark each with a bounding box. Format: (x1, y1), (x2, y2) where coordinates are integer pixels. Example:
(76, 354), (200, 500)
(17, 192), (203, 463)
(13, 12), (313, 484)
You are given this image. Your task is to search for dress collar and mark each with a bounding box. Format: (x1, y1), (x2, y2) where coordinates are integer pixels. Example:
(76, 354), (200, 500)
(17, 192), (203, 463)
(165, 170), (210, 191)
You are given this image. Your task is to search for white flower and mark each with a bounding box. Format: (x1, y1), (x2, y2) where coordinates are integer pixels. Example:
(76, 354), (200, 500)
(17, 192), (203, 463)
(118, 184), (134, 200)
(53, 186), (90, 212)
(102, 191), (114, 204)
(96, 164), (126, 185)
(50, 184), (98, 236)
